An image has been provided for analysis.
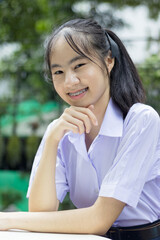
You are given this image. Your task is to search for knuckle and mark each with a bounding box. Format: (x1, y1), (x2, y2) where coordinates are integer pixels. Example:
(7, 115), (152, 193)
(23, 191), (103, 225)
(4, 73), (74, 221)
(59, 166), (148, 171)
(64, 107), (70, 113)
(74, 125), (78, 131)
(60, 114), (66, 121)
(85, 108), (90, 114)
(84, 115), (89, 121)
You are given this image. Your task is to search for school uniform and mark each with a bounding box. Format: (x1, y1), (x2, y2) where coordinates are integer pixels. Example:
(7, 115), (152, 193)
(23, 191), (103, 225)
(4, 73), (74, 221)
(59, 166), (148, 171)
(27, 98), (160, 240)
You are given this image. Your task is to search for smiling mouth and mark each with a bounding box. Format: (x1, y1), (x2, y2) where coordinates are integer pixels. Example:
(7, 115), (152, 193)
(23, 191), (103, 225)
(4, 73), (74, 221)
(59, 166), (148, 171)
(68, 87), (88, 97)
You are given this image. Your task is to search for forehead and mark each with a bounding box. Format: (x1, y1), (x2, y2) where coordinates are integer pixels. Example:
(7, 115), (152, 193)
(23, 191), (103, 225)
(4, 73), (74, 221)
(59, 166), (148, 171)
(49, 31), (100, 66)
(50, 35), (80, 64)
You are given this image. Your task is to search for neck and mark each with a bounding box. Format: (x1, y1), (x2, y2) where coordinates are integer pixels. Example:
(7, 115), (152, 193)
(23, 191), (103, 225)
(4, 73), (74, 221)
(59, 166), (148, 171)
(92, 95), (110, 127)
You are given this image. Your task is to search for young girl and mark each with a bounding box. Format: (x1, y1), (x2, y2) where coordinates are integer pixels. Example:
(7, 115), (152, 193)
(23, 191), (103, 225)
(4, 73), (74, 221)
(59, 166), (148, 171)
(0, 18), (160, 240)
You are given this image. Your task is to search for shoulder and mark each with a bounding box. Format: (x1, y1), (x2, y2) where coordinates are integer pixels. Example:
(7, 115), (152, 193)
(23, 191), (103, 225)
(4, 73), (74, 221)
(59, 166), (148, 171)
(123, 103), (160, 137)
(125, 103), (159, 126)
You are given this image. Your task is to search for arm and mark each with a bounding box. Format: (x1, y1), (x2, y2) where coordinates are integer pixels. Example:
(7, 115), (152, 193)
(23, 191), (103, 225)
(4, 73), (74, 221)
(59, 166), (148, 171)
(0, 105), (125, 233)
(1, 197), (125, 235)
(29, 105), (98, 212)
(28, 137), (59, 212)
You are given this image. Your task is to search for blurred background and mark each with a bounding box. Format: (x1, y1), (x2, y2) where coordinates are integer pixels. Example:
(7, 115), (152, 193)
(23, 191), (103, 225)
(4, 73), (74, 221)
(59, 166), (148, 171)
(0, 0), (160, 212)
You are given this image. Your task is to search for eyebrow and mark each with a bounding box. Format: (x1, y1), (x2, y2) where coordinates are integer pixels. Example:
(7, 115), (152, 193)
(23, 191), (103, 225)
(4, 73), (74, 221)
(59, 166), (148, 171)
(51, 56), (86, 69)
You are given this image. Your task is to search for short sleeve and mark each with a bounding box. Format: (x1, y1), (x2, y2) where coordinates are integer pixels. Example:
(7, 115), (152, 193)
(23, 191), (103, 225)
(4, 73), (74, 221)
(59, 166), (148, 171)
(26, 120), (69, 202)
(99, 104), (160, 208)
(55, 147), (69, 203)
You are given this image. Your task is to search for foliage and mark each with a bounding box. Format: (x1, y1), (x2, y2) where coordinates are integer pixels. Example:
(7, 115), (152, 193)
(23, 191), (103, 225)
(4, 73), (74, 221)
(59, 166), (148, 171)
(6, 136), (21, 168)
(138, 53), (160, 114)
(0, 0), (160, 136)
(0, 188), (22, 211)
(59, 193), (76, 210)
(0, 0), (127, 99)
(101, 0), (160, 19)
(0, 100), (8, 134)
(25, 135), (40, 170)
(0, 135), (4, 167)
(0, 170), (30, 211)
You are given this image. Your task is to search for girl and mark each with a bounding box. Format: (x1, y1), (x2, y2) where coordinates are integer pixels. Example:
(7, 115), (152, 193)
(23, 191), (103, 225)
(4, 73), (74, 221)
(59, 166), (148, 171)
(0, 18), (160, 240)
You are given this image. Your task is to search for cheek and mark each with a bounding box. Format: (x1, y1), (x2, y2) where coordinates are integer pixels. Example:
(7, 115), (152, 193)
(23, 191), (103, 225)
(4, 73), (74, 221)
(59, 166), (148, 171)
(53, 82), (62, 96)
(53, 84), (68, 102)
(84, 67), (97, 77)
(78, 67), (99, 82)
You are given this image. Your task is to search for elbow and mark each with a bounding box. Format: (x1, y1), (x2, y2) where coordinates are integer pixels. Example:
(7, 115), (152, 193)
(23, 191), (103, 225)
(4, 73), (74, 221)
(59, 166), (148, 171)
(90, 197), (125, 236)
(91, 221), (110, 236)
(96, 224), (109, 236)
(88, 206), (111, 236)
(97, 225), (110, 236)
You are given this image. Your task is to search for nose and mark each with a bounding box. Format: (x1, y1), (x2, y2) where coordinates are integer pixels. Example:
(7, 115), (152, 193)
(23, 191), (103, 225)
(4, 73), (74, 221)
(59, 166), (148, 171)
(64, 71), (80, 88)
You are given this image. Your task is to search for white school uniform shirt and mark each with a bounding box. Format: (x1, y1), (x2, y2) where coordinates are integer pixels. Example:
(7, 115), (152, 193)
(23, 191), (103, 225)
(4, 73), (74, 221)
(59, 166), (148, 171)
(27, 98), (160, 227)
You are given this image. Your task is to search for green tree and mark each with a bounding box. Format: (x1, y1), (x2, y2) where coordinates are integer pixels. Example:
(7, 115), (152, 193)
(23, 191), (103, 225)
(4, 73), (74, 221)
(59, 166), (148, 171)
(25, 135), (40, 170)
(0, 135), (4, 168)
(138, 53), (160, 114)
(0, 188), (22, 211)
(6, 136), (21, 168)
(0, 0), (125, 135)
(0, 0), (160, 135)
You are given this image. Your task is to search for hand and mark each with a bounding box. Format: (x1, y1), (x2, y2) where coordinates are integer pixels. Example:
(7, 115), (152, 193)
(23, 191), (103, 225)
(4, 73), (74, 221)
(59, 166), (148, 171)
(47, 105), (98, 143)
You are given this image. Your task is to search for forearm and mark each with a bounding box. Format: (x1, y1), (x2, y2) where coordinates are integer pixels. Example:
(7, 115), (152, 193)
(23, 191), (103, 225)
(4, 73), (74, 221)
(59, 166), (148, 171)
(29, 138), (59, 212)
(4, 206), (106, 235)
(1, 197), (125, 234)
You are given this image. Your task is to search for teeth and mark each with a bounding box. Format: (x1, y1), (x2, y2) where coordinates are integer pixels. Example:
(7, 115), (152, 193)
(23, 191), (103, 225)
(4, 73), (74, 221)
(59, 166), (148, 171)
(69, 88), (87, 96)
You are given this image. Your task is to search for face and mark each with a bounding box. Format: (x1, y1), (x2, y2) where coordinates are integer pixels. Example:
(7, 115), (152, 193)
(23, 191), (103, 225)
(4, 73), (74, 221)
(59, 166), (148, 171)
(50, 35), (112, 110)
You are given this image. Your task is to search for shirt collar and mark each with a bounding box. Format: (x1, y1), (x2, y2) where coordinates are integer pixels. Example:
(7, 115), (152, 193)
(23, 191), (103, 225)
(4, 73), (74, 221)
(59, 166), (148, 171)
(99, 98), (123, 137)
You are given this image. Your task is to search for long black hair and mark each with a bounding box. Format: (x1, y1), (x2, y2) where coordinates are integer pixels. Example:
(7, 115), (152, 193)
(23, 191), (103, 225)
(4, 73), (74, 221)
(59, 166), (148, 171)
(44, 18), (145, 118)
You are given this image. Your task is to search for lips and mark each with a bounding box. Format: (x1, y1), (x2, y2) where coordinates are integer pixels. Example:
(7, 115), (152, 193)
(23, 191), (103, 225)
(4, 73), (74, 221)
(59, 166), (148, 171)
(68, 87), (88, 97)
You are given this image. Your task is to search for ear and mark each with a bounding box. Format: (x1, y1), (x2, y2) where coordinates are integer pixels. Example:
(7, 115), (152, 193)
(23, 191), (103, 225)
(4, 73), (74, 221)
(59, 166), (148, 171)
(105, 50), (115, 74)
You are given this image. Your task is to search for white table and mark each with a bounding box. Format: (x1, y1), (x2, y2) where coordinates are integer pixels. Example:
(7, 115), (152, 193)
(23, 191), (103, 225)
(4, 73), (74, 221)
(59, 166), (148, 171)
(0, 229), (110, 240)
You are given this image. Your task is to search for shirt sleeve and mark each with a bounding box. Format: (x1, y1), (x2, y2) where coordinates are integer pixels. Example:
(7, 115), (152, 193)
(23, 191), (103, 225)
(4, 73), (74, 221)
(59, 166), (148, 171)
(99, 104), (160, 208)
(55, 147), (69, 203)
(26, 120), (69, 202)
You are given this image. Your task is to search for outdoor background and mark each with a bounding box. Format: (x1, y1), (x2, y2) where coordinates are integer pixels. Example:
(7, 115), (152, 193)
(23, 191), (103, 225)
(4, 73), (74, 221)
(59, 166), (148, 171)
(0, 0), (160, 212)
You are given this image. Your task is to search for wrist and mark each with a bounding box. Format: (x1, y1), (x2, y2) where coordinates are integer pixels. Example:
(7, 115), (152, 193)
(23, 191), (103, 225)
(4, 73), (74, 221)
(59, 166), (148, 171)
(45, 134), (60, 147)
(1, 212), (17, 230)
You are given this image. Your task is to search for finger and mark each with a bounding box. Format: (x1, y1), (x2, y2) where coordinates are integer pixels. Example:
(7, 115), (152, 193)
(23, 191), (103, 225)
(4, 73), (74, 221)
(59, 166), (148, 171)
(63, 121), (79, 134)
(64, 109), (92, 133)
(61, 114), (85, 134)
(59, 118), (79, 134)
(88, 104), (94, 110)
(69, 106), (98, 127)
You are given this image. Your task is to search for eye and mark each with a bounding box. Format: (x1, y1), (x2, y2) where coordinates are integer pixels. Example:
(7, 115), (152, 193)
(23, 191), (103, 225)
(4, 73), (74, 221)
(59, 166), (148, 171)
(54, 70), (63, 75)
(75, 63), (85, 69)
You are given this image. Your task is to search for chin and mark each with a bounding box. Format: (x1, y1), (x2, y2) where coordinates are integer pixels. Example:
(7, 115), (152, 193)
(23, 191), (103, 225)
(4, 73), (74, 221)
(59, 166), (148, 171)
(70, 102), (88, 108)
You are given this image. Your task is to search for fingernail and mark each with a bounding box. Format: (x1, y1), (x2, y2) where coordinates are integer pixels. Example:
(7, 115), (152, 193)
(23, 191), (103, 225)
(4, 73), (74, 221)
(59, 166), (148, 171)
(89, 105), (94, 109)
